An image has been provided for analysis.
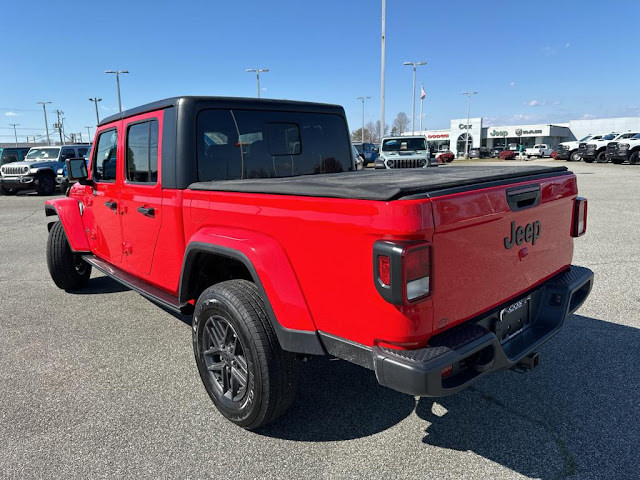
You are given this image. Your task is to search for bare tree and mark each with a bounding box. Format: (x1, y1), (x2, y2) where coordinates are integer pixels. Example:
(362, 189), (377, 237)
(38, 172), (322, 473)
(365, 121), (389, 143)
(392, 112), (410, 135)
(351, 127), (372, 143)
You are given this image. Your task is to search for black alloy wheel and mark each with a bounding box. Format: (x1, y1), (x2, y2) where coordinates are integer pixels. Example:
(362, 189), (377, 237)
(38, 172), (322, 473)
(629, 151), (639, 165)
(201, 315), (249, 403)
(595, 151), (608, 163)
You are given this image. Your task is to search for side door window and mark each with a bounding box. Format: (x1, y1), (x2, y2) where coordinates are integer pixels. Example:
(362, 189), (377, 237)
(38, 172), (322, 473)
(60, 148), (76, 162)
(93, 130), (118, 181)
(126, 120), (159, 183)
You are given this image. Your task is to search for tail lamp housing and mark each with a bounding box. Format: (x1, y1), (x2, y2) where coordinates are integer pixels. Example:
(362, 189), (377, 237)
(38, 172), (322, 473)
(571, 197), (587, 237)
(373, 240), (431, 305)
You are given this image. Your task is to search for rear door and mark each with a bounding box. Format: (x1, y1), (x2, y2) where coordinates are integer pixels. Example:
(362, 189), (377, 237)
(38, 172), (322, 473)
(429, 174), (577, 331)
(86, 126), (123, 263)
(119, 112), (163, 276)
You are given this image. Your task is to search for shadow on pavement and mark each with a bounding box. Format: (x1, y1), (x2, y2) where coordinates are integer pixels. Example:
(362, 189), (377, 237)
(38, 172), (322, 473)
(67, 275), (130, 295)
(260, 315), (640, 478)
(258, 356), (415, 441)
(415, 314), (640, 479)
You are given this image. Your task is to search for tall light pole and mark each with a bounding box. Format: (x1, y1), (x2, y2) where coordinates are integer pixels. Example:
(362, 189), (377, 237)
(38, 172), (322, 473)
(9, 123), (19, 146)
(380, 0), (386, 142)
(246, 68), (269, 98)
(403, 61), (427, 134)
(461, 91), (478, 158)
(37, 101), (51, 145)
(356, 96), (371, 143)
(85, 126), (92, 142)
(419, 82), (425, 132)
(105, 70), (129, 113)
(89, 97), (102, 124)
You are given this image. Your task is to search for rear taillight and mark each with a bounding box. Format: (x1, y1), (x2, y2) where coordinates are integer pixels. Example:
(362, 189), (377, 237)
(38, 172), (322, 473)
(572, 197), (587, 237)
(404, 245), (430, 301)
(374, 240), (431, 304)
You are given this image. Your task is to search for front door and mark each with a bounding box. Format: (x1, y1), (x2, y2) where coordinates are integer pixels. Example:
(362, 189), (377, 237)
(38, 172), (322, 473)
(119, 113), (163, 277)
(86, 126), (123, 263)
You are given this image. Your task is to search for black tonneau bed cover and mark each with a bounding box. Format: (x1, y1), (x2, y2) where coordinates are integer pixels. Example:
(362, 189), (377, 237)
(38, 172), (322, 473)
(188, 165), (569, 201)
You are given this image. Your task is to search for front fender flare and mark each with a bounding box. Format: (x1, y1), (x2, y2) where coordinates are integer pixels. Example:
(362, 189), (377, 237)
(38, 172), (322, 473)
(180, 227), (324, 355)
(45, 198), (90, 252)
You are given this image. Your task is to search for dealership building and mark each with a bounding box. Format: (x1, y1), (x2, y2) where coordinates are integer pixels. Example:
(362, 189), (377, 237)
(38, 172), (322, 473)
(407, 116), (640, 156)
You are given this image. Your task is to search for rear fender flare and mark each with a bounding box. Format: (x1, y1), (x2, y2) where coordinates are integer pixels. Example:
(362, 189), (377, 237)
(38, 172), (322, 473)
(179, 227), (324, 355)
(45, 198), (90, 252)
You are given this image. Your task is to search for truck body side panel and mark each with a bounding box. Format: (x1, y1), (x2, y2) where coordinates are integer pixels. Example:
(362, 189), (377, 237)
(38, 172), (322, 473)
(182, 189), (435, 345)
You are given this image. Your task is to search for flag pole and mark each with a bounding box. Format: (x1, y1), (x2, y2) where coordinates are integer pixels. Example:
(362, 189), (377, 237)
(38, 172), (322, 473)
(419, 82), (424, 132)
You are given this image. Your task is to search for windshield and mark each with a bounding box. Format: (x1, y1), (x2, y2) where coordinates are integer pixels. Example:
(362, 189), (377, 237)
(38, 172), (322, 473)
(26, 147), (60, 160)
(382, 137), (426, 151)
(632, 134), (640, 140)
(602, 134), (617, 140)
(579, 135), (592, 142)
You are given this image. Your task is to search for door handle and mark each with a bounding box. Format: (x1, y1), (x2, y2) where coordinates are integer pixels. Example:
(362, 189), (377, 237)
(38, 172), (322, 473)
(137, 205), (155, 218)
(105, 200), (117, 211)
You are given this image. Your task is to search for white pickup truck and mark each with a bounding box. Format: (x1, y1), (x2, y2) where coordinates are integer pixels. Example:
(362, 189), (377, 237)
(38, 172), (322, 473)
(525, 144), (554, 158)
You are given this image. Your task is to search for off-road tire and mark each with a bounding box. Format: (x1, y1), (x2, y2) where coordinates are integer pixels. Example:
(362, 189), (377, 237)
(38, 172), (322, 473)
(193, 279), (297, 430)
(595, 151), (608, 163)
(46, 221), (92, 291)
(570, 151), (581, 162)
(37, 173), (56, 195)
(629, 151), (639, 165)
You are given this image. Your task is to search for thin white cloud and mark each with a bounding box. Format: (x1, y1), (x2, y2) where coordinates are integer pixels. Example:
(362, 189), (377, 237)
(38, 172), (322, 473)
(509, 82), (516, 88)
(528, 100), (542, 107)
(4, 111), (18, 117)
(582, 114), (596, 119)
(542, 46), (556, 55)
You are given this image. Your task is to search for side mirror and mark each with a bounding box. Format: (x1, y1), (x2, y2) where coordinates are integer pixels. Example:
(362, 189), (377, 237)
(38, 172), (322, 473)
(373, 147), (379, 153)
(66, 158), (91, 185)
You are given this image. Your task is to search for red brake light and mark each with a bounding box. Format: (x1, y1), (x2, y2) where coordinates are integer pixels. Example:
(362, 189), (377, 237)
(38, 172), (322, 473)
(378, 255), (391, 286)
(572, 197), (587, 237)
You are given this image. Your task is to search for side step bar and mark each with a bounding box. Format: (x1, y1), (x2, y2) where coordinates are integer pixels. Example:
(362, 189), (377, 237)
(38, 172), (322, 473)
(83, 255), (188, 314)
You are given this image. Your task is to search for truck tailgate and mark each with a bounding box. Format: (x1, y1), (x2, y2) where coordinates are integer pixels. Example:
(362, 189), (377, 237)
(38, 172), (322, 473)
(429, 173), (577, 332)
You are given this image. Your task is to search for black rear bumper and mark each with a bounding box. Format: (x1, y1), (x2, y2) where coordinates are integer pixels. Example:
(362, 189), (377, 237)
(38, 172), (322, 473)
(372, 265), (594, 397)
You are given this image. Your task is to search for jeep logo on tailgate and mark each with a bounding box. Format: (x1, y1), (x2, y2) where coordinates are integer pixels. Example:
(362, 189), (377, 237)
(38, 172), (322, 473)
(504, 220), (541, 249)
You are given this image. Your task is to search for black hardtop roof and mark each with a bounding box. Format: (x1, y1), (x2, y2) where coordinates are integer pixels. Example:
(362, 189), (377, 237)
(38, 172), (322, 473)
(99, 96), (345, 127)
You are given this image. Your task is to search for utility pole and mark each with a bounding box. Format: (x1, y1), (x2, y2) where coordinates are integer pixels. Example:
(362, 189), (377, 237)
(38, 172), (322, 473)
(9, 123), (19, 146)
(105, 70), (129, 113)
(403, 61), (427, 134)
(37, 101), (52, 145)
(461, 91), (478, 158)
(89, 97), (102, 124)
(245, 68), (269, 98)
(356, 96), (371, 143)
(85, 126), (92, 142)
(380, 0), (386, 142)
(54, 110), (64, 145)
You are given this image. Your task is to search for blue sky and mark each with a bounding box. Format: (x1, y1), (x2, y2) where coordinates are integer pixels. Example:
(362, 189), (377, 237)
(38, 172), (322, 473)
(2, 0), (639, 143)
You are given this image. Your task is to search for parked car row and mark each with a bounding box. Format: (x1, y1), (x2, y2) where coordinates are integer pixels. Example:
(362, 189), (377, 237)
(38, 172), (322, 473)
(0, 144), (90, 195)
(556, 132), (640, 164)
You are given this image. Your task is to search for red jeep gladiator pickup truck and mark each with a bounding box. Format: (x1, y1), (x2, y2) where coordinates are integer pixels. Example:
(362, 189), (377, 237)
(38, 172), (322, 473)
(45, 96), (593, 429)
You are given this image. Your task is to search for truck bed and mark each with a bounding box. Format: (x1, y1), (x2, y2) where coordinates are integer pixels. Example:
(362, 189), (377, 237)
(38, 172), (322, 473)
(188, 165), (569, 201)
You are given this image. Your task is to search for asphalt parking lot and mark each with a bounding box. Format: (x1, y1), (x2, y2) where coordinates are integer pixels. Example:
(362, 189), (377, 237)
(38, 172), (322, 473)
(1, 160), (638, 479)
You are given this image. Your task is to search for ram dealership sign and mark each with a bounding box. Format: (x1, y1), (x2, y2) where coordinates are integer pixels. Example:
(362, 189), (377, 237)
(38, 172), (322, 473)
(489, 125), (550, 138)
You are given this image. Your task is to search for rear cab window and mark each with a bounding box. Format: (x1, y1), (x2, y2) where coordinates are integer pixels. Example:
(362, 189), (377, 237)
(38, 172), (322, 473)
(196, 109), (352, 181)
(125, 120), (159, 184)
